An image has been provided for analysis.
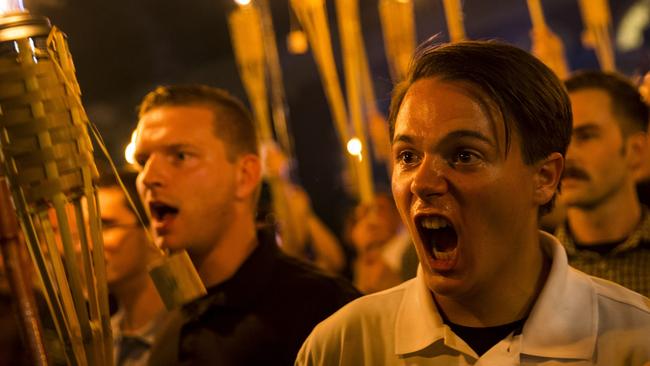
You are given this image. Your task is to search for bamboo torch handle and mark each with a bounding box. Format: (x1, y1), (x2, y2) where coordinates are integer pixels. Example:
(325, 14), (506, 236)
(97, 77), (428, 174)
(442, 0), (466, 42)
(526, 0), (547, 30)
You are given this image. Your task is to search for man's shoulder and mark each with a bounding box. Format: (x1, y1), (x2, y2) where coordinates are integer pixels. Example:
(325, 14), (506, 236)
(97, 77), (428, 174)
(308, 279), (412, 337)
(267, 251), (361, 307)
(296, 280), (412, 365)
(583, 275), (650, 356)
(589, 274), (650, 316)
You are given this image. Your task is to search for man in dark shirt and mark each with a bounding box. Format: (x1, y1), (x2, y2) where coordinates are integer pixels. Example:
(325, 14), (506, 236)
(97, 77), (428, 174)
(556, 71), (650, 297)
(132, 84), (359, 365)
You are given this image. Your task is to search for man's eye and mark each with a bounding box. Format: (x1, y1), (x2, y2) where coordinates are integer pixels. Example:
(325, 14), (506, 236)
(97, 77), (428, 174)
(171, 151), (191, 162)
(574, 132), (597, 142)
(135, 155), (147, 168)
(453, 150), (480, 165)
(397, 150), (419, 164)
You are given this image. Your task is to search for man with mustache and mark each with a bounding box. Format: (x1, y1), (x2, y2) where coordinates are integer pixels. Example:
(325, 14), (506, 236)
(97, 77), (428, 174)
(133, 85), (360, 365)
(556, 70), (650, 297)
(296, 41), (650, 365)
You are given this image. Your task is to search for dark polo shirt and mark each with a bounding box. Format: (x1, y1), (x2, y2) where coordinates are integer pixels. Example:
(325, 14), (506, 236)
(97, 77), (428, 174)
(148, 229), (360, 366)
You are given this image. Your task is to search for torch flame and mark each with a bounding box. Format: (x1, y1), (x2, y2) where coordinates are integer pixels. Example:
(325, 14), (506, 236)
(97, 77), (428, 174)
(0, 0), (24, 16)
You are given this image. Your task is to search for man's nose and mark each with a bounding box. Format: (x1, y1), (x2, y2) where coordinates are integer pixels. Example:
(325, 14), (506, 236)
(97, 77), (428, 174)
(138, 154), (166, 191)
(410, 157), (449, 202)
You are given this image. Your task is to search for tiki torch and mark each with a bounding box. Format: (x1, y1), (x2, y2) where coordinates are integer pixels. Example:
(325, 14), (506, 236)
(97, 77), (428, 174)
(578, 0), (616, 71)
(228, 0), (305, 254)
(290, 0), (377, 203)
(379, 0), (416, 83)
(0, 1), (112, 364)
(442, 0), (466, 42)
(527, 0), (570, 78)
(334, 0), (375, 203)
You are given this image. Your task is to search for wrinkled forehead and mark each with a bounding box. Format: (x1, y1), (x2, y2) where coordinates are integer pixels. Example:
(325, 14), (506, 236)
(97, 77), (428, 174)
(452, 81), (507, 151)
(134, 106), (221, 149)
(402, 78), (509, 155)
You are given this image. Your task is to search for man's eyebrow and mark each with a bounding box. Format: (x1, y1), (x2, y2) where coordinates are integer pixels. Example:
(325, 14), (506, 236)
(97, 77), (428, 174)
(165, 143), (194, 150)
(439, 129), (496, 147)
(573, 123), (600, 134)
(392, 130), (495, 147)
(392, 134), (414, 145)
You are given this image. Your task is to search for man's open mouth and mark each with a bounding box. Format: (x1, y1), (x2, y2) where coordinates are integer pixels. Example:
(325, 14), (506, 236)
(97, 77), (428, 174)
(417, 216), (458, 261)
(149, 202), (179, 221)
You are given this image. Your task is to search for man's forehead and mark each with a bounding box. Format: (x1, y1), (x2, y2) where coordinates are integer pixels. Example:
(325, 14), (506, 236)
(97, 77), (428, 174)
(395, 78), (506, 150)
(141, 103), (215, 118)
(136, 107), (220, 144)
(570, 89), (617, 128)
(569, 88), (612, 108)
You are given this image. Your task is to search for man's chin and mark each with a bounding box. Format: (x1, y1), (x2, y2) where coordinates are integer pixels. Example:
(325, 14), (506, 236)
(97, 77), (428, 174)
(424, 270), (468, 297)
(563, 195), (598, 210)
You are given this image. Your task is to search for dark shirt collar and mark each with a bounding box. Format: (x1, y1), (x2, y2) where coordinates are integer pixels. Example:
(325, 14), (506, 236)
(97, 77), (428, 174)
(182, 228), (278, 320)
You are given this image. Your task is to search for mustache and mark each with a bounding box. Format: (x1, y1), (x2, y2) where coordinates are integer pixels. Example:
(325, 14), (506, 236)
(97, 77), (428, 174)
(562, 166), (590, 181)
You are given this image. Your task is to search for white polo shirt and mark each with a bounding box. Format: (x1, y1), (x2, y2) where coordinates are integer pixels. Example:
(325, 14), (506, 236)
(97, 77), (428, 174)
(296, 232), (650, 365)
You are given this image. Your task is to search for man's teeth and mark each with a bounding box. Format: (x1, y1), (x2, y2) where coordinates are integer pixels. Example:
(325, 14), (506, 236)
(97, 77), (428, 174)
(433, 247), (457, 260)
(421, 217), (450, 230)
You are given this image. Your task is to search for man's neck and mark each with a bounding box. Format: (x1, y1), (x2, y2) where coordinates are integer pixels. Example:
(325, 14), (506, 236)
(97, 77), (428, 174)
(434, 223), (550, 327)
(193, 214), (259, 288)
(567, 184), (641, 244)
(113, 274), (165, 333)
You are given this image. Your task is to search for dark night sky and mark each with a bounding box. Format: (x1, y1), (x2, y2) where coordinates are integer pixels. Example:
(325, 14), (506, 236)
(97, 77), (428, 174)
(20, 0), (650, 236)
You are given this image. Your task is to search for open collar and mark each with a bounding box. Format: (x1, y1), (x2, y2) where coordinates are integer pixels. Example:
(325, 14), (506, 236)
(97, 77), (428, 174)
(393, 232), (598, 360)
(394, 267), (475, 357)
(520, 232), (597, 360)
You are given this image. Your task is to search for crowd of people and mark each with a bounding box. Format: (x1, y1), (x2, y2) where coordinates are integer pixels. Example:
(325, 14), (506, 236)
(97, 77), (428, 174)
(2, 38), (650, 365)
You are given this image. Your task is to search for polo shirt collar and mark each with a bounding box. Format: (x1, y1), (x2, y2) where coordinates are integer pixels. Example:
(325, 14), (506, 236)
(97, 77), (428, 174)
(393, 231), (598, 360)
(394, 266), (463, 355)
(520, 231), (597, 360)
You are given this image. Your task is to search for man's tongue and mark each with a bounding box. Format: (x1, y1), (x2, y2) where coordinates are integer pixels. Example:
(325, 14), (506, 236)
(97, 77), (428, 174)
(153, 204), (179, 227)
(434, 228), (456, 249)
(429, 227), (458, 259)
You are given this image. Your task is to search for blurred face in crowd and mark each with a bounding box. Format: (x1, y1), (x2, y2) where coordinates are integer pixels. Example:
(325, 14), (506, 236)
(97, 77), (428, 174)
(99, 186), (151, 288)
(391, 77), (553, 299)
(562, 89), (635, 209)
(134, 105), (239, 258)
(350, 194), (402, 251)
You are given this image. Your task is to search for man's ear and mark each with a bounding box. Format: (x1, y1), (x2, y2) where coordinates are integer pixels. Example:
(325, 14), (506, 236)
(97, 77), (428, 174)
(624, 132), (647, 172)
(235, 154), (262, 200)
(533, 152), (564, 206)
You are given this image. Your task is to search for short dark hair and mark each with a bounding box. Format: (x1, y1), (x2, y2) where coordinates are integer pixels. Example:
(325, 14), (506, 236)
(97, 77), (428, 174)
(97, 169), (149, 226)
(138, 84), (258, 161)
(388, 39), (572, 215)
(565, 70), (649, 135)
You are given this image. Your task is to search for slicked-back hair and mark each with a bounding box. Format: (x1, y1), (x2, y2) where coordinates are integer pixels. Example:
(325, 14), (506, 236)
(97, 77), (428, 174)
(97, 169), (149, 226)
(565, 70), (649, 135)
(138, 84), (258, 162)
(388, 39), (573, 215)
